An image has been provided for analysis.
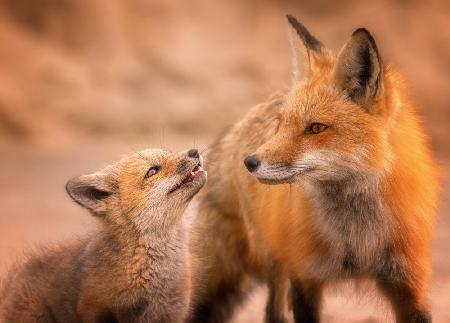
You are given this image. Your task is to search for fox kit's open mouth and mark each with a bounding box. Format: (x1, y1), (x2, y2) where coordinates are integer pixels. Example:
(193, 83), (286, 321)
(170, 163), (205, 193)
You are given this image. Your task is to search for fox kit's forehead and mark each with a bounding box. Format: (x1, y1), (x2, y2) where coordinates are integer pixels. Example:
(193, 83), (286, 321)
(128, 148), (170, 163)
(109, 149), (178, 187)
(117, 149), (171, 169)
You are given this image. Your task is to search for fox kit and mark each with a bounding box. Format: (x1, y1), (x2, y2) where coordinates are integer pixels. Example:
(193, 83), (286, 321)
(189, 16), (438, 323)
(0, 148), (206, 323)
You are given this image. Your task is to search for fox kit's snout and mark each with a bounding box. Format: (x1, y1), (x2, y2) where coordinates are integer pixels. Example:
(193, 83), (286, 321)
(169, 149), (206, 198)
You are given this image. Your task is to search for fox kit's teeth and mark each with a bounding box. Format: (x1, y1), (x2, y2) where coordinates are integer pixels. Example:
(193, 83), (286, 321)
(169, 164), (204, 193)
(191, 165), (203, 177)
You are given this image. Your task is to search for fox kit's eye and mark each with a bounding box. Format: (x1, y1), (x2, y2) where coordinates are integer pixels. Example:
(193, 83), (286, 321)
(145, 166), (161, 179)
(306, 123), (328, 135)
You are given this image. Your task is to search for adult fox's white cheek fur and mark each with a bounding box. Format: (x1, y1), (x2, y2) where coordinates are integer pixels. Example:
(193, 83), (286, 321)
(249, 149), (371, 184)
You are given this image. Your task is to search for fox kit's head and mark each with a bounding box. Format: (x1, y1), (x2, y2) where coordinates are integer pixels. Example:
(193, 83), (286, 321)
(245, 15), (394, 185)
(66, 148), (206, 229)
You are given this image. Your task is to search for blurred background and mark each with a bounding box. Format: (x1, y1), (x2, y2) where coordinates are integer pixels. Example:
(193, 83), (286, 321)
(0, 0), (449, 322)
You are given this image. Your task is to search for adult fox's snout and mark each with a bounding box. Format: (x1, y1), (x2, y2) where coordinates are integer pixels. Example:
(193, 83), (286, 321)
(243, 155), (260, 172)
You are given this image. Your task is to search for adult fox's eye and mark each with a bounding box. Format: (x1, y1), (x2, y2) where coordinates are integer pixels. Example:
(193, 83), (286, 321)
(306, 123), (328, 135)
(145, 166), (161, 179)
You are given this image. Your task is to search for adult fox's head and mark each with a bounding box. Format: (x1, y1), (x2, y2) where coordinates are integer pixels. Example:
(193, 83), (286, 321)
(244, 15), (396, 185)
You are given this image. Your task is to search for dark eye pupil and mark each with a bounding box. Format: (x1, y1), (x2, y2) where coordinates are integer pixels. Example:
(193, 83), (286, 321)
(307, 123), (327, 134)
(145, 166), (160, 179)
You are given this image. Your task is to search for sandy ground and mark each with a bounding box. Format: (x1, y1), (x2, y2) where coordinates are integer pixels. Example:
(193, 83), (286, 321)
(0, 140), (449, 323)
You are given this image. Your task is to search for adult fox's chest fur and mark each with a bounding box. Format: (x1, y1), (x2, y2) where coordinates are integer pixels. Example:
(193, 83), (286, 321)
(238, 170), (394, 282)
(300, 176), (393, 281)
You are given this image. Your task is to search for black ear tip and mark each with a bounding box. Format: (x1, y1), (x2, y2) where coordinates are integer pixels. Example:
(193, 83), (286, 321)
(352, 28), (375, 42)
(351, 28), (380, 56)
(286, 14), (299, 29)
(285, 14), (323, 52)
(352, 27), (370, 35)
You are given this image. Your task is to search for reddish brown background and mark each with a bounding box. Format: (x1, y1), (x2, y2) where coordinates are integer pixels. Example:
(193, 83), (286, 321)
(0, 0), (449, 322)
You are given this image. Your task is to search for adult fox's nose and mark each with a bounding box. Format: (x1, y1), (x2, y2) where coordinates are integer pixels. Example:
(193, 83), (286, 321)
(187, 149), (200, 159)
(244, 155), (260, 173)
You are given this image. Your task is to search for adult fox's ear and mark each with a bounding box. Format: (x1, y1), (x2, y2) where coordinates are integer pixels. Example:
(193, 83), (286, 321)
(66, 171), (115, 215)
(334, 28), (383, 111)
(286, 15), (325, 81)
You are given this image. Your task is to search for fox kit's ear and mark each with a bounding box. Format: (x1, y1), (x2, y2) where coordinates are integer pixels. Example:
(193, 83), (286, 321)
(334, 28), (383, 111)
(286, 15), (324, 81)
(66, 172), (115, 215)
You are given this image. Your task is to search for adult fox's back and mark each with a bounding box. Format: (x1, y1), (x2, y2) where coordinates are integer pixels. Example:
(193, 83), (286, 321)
(189, 16), (438, 323)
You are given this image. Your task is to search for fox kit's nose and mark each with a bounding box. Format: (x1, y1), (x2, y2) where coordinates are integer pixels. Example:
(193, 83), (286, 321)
(244, 155), (260, 173)
(187, 149), (200, 159)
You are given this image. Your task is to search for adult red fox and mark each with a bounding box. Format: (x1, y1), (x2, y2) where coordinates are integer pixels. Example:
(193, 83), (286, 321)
(189, 15), (439, 323)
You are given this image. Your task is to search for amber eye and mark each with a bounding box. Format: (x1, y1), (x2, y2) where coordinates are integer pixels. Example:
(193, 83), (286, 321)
(306, 123), (328, 135)
(145, 166), (161, 179)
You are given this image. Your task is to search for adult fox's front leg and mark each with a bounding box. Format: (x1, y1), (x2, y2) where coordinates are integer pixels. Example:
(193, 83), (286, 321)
(291, 279), (323, 323)
(188, 206), (256, 323)
(189, 269), (254, 323)
(265, 266), (290, 323)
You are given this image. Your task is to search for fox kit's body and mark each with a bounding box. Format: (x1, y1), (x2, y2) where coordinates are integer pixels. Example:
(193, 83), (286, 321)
(189, 16), (438, 323)
(0, 148), (206, 323)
